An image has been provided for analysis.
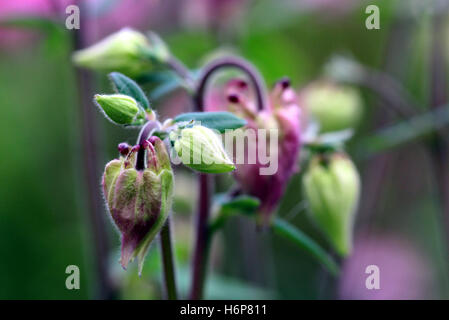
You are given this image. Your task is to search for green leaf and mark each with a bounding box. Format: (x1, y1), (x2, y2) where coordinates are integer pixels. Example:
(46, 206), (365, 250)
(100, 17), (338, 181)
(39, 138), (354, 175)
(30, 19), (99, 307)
(174, 112), (246, 133)
(108, 72), (150, 110)
(219, 195), (260, 215)
(210, 194), (260, 234)
(272, 217), (340, 276)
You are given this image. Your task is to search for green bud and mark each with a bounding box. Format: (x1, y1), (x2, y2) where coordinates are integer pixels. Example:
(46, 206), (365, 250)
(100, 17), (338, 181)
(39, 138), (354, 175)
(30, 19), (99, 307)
(303, 153), (360, 256)
(72, 28), (168, 77)
(302, 82), (363, 133)
(170, 125), (235, 174)
(94, 94), (143, 125)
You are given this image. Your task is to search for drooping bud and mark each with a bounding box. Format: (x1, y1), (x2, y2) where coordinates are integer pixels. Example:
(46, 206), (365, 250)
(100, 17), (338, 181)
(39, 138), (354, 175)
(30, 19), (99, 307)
(303, 153), (360, 256)
(102, 137), (174, 274)
(94, 94), (144, 125)
(170, 125), (235, 173)
(72, 28), (169, 77)
(300, 82), (363, 133)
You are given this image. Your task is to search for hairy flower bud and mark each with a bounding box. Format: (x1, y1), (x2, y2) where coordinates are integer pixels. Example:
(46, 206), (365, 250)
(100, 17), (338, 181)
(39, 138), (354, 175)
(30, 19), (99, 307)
(303, 153), (360, 256)
(102, 137), (174, 274)
(72, 28), (168, 77)
(300, 82), (363, 133)
(170, 125), (235, 173)
(94, 94), (144, 125)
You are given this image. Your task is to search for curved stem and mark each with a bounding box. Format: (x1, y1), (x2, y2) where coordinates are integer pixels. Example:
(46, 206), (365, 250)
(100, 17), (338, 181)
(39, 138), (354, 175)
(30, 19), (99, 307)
(189, 56), (267, 299)
(166, 56), (195, 91)
(135, 120), (161, 171)
(159, 217), (178, 300)
(194, 56), (268, 112)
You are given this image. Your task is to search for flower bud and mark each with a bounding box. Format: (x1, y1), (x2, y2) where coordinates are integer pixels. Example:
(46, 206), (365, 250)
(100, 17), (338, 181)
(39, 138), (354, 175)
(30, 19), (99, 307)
(170, 125), (235, 173)
(303, 153), (360, 256)
(72, 28), (168, 77)
(94, 94), (143, 125)
(300, 82), (362, 133)
(102, 137), (174, 274)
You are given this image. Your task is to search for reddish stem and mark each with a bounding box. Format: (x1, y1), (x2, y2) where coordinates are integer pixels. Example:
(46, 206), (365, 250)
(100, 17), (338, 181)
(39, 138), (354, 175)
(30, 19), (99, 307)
(189, 56), (267, 299)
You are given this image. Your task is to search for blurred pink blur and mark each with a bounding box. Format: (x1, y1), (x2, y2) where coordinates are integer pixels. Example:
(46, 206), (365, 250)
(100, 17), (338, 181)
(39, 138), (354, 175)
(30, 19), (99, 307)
(0, 0), (159, 49)
(339, 233), (435, 299)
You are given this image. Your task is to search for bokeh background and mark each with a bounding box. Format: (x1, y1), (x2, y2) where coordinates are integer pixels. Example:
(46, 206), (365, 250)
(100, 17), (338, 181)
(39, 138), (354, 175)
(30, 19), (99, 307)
(0, 0), (448, 299)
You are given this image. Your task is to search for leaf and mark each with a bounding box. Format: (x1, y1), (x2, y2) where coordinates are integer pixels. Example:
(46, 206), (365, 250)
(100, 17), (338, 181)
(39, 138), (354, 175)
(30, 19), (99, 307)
(209, 194), (260, 234)
(174, 112), (246, 133)
(219, 195), (260, 215)
(304, 129), (353, 154)
(108, 72), (150, 110)
(318, 129), (354, 146)
(272, 217), (340, 276)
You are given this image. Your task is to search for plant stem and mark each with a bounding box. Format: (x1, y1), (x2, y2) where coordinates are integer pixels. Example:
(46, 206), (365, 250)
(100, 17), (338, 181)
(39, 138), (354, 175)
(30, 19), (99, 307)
(355, 105), (449, 159)
(159, 217), (178, 300)
(189, 56), (268, 299)
(194, 56), (267, 112)
(166, 56), (195, 90)
(189, 174), (213, 299)
(428, 13), (449, 298)
(73, 19), (116, 300)
(135, 120), (161, 171)
(135, 120), (177, 299)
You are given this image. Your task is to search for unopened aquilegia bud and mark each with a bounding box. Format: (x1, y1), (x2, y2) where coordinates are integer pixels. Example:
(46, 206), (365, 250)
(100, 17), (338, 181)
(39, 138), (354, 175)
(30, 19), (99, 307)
(170, 125), (235, 174)
(303, 153), (360, 256)
(102, 137), (174, 274)
(72, 28), (169, 77)
(94, 94), (144, 125)
(300, 82), (363, 133)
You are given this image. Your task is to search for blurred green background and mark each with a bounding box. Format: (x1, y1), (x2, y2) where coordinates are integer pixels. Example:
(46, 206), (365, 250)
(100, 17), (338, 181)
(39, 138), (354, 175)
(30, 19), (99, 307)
(0, 0), (448, 299)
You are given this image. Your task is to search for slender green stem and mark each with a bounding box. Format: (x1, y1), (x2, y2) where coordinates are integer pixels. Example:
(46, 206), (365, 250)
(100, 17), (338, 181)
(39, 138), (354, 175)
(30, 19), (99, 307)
(272, 217), (340, 276)
(166, 56), (195, 91)
(355, 105), (449, 159)
(159, 217), (178, 300)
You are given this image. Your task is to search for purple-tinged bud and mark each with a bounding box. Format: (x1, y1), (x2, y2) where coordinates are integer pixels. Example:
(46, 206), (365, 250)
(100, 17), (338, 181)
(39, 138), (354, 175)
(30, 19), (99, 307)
(233, 79), (303, 225)
(102, 136), (174, 274)
(118, 142), (131, 156)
